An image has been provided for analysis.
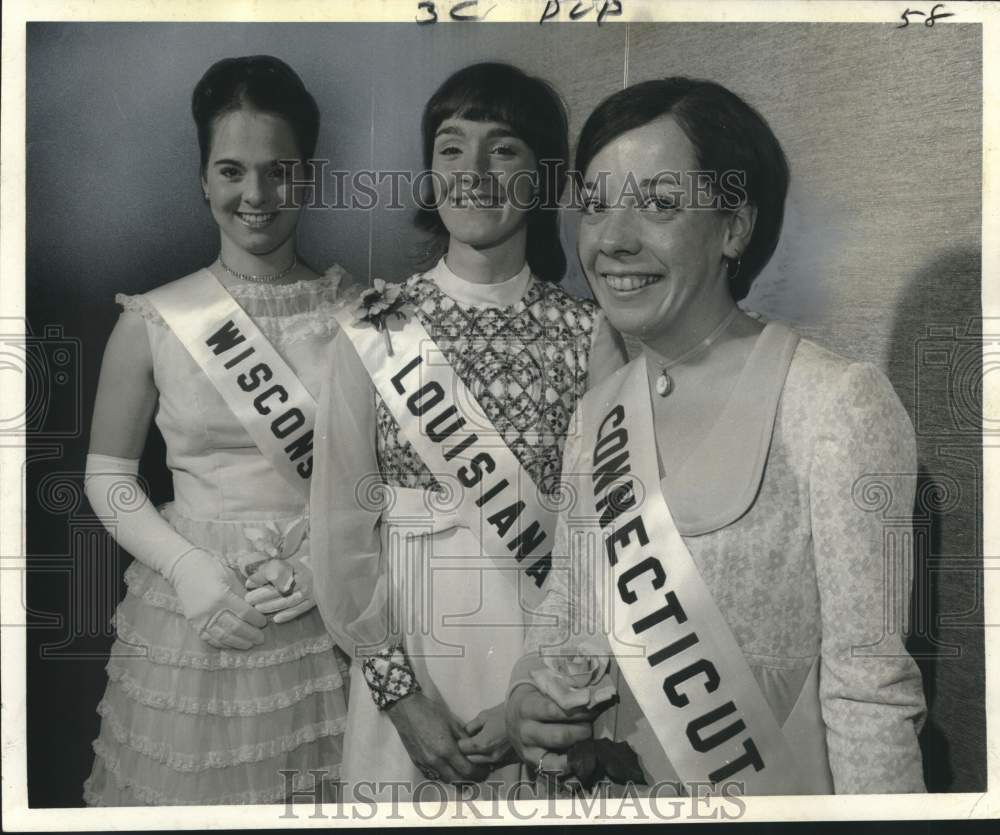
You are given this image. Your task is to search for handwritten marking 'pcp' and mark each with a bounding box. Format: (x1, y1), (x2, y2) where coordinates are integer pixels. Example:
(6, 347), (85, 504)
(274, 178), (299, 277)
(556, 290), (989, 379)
(540, 0), (624, 25)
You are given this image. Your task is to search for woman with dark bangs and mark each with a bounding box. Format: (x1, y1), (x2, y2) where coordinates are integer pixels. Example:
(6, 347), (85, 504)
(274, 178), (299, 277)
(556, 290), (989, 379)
(311, 62), (626, 793)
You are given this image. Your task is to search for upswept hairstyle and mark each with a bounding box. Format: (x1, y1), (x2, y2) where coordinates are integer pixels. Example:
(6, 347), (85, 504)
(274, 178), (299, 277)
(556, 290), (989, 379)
(191, 55), (320, 173)
(575, 78), (790, 301)
(415, 62), (570, 283)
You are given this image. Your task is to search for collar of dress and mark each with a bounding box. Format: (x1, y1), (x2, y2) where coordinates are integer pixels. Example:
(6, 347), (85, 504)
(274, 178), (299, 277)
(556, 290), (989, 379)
(425, 257), (533, 307)
(667, 320), (801, 537)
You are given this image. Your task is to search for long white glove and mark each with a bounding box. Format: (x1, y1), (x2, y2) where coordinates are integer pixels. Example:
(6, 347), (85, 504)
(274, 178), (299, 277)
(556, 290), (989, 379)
(84, 453), (267, 650)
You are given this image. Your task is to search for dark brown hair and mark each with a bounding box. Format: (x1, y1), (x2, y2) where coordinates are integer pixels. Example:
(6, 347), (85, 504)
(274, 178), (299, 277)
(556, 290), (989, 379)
(192, 55), (319, 173)
(415, 62), (570, 283)
(575, 77), (789, 301)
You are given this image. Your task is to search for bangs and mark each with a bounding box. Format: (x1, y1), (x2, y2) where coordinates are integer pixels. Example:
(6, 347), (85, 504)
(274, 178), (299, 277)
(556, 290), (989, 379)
(415, 62), (570, 283)
(422, 66), (558, 162)
(451, 104), (517, 130)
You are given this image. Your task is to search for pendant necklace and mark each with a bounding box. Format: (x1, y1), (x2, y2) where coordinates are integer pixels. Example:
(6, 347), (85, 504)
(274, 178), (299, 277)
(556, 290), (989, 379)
(219, 254), (297, 284)
(654, 307), (740, 397)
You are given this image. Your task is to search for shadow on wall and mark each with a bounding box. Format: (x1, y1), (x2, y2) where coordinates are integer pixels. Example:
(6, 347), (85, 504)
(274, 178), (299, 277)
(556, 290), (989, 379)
(886, 245), (984, 793)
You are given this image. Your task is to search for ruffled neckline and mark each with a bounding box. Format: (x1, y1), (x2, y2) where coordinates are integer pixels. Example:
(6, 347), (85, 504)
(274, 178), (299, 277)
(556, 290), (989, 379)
(424, 257), (532, 308)
(117, 264), (347, 345)
(221, 264), (346, 299)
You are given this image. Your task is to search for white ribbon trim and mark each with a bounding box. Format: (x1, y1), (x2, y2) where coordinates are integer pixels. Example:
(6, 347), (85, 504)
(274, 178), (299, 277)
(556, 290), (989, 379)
(568, 356), (805, 795)
(147, 271), (315, 497)
(334, 302), (556, 610)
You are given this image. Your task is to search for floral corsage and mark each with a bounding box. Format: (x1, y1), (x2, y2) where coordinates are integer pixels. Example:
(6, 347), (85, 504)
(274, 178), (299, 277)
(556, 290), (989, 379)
(239, 518), (308, 582)
(532, 647), (645, 790)
(531, 650), (617, 710)
(351, 278), (411, 356)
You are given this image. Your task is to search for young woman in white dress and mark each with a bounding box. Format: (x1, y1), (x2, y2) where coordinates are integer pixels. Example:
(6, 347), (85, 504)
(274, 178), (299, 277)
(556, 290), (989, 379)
(83, 55), (350, 806)
(311, 62), (627, 798)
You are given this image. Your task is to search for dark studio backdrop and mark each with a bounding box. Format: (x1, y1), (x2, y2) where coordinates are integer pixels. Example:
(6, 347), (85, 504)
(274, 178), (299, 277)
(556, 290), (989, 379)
(23, 22), (983, 805)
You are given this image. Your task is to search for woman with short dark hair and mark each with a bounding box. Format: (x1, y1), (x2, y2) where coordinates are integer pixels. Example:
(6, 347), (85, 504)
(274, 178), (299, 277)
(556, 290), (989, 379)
(574, 77), (789, 301)
(311, 62), (626, 795)
(83, 55), (349, 805)
(414, 61), (571, 284)
(506, 77), (926, 795)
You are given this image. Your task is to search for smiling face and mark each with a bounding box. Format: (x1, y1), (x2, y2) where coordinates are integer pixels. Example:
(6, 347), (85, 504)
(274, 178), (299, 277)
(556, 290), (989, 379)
(578, 117), (746, 344)
(431, 117), (538, 251)
(201, 109), (303, 259)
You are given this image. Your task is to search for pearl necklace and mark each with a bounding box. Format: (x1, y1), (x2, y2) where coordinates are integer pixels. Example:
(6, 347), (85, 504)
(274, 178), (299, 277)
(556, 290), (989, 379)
(219, 255), (297, 284)
(653, 308), (741, 397)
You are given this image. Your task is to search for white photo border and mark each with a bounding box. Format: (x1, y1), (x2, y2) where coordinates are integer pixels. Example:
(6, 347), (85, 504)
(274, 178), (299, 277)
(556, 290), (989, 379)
(2, 0), (997, 828)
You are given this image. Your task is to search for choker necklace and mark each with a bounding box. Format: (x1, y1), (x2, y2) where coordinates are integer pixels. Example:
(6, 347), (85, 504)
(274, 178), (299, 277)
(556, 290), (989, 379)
(653, 307), (741, 397)
(219, 255), (297, 284)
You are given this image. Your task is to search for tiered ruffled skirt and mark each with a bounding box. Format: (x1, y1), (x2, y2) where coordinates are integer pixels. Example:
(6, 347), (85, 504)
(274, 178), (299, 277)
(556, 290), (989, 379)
(83, 506), (350, 806)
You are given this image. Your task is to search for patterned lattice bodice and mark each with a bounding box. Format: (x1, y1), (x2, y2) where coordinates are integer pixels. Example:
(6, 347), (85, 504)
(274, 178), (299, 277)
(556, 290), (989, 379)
(375, 273), (598, 495)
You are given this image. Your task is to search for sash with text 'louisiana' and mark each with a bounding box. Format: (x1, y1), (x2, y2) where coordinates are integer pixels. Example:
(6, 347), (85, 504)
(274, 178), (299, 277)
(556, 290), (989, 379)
(333, 301), (555, 609)
(575, 356), (804, 795)
(147, 270), (315, 498)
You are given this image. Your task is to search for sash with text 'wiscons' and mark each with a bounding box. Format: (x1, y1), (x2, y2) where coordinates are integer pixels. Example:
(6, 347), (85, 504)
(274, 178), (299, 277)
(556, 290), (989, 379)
(333, 301), (555, 609)
(575, 356), (804, 795)
(147, 270), (315, 497)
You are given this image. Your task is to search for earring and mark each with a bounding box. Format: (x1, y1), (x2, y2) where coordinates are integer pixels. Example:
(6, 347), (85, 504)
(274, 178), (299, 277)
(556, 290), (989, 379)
(726, 254), (743, 281)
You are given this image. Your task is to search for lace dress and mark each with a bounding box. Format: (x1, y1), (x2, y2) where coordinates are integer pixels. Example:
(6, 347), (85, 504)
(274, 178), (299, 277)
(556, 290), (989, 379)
(515, 327), (927, 794)
(310, 259), (626, 793)
(83, 270), (351, 806)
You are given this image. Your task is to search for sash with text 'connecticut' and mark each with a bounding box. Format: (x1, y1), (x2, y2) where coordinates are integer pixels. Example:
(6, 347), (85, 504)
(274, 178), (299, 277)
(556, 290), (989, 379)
(567, 356), (806, 795)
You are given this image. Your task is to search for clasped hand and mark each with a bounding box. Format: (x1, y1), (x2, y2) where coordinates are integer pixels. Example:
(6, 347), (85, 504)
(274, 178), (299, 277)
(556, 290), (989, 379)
(457, 702), (517, 769)
(244, 556), (316, 623)
(169, 548), (315, 651)
(505, 683), (598, 769)
(387, 693), (496, 784)
(168, 548), (268, 650)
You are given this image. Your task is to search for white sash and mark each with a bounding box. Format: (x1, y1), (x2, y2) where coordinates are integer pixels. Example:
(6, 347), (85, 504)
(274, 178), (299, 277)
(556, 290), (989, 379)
(147, 271), (315, 497)
(572, 356), (804, 794)
(333, 302), (555, 609)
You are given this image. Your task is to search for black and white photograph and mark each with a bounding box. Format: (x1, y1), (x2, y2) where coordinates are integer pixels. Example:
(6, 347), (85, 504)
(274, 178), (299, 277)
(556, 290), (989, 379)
(1, 0), (995, 828)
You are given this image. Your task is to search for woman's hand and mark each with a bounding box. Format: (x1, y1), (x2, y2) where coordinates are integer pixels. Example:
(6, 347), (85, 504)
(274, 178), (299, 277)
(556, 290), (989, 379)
(505, 683), (597, 770)
(168, 549), (268, 650)
(457, 702), (517, 769)
(245, 556), (316, 624)
(385, 692), (489, 784)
